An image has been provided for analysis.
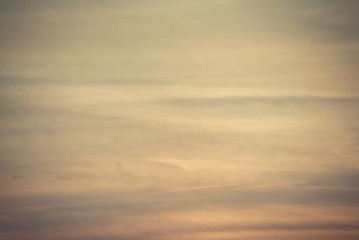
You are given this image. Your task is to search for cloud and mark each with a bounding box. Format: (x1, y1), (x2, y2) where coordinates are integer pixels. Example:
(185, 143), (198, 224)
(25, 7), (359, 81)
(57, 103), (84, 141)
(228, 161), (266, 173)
(1, 192), (359, 240)
(1, 1), (359, 239)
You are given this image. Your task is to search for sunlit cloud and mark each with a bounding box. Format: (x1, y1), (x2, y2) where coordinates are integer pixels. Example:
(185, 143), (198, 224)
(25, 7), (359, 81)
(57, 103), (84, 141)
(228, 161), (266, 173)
(1, 0), (359, 239)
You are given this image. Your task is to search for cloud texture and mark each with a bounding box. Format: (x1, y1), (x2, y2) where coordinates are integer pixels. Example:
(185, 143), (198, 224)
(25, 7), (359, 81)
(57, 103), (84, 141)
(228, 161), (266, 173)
(1, 0), (359, 239)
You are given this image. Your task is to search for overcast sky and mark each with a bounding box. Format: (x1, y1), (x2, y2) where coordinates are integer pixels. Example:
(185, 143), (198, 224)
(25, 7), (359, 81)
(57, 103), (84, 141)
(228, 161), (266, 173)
(1, 0), (359, 239)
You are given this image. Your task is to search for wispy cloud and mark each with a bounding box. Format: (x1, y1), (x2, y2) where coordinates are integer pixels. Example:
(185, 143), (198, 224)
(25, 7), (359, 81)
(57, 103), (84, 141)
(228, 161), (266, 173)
(1, 0), (359, 239)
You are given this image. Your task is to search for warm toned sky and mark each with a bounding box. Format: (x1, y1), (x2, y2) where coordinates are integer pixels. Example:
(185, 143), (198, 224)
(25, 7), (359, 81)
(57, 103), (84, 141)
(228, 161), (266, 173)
(1, 0), (359, 239)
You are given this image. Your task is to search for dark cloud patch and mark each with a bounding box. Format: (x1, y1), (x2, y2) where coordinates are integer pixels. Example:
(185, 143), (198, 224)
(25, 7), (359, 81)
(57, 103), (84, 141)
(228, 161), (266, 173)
(1, 193), (359, 239)
(303, 170), (359, 189)
(1, 185), (359, 239)
(0, 76), (170, 87)
(298, 0), (359, 41)
(155, 96), (359, 119)
(221, 221), (359, 231)
(12, 175), (23, 180)
(2, 183), (359, 219)
(155, 185), (359, 208)
(157, 96), (359, 106)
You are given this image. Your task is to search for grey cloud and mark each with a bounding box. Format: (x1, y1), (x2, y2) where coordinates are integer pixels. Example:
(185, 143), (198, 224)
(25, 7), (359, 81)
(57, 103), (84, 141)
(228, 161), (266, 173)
(0, 77), (169, 87)
(0, 1), (358, 239)
(156, 96), (359, 106)
(1, 189), (359, 239)
(1, 0), (358, 90)
(299, 169), (359, 189)
(154, 96), (359, 121)
(12, 175), (23, 180)
(156, 185), (359, 207)
(4, 183), (358, 216)
(221, 221), (359, 231)
(1, 181), (359, 239)
(297, 0), (359, 40)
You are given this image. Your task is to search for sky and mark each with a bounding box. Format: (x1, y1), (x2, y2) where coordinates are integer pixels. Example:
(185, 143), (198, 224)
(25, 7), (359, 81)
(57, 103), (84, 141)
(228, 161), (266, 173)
(1, 0), (359, 239)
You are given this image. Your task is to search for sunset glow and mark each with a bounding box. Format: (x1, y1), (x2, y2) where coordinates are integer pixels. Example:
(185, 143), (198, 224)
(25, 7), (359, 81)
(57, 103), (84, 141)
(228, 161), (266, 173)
(1, 1), (359, 239)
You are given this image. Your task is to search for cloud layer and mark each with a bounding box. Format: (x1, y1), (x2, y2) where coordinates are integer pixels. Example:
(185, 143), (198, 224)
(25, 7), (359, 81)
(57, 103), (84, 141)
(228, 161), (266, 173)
(1, 0), (359, 239)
